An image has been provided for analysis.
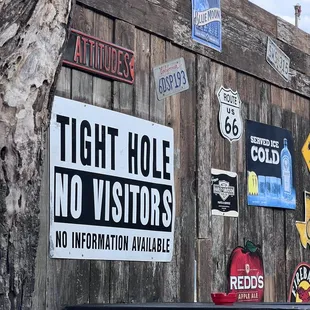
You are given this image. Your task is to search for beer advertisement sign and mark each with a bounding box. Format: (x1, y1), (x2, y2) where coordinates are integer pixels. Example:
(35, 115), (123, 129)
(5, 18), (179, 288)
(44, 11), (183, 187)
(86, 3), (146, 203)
(246, 120), (296, 209)
(227, 240), (264, 302)
(288, 263), (310, 302)
(192, 0), (222, 52)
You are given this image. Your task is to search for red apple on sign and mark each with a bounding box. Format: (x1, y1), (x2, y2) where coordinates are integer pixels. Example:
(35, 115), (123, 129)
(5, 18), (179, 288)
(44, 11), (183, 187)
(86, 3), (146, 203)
(227, 240), (264, 302)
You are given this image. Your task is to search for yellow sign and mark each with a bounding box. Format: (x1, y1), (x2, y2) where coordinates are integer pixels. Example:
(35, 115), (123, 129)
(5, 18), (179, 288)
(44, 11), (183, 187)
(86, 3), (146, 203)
(302, 134), (310, 172)
(296, 192), (310, 248)
(248, 171), (258, 195)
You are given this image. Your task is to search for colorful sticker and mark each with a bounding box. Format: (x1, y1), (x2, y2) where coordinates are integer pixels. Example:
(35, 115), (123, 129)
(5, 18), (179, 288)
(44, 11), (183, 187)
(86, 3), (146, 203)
(192, 0), (222, 52)
(227, 240), (264, 302)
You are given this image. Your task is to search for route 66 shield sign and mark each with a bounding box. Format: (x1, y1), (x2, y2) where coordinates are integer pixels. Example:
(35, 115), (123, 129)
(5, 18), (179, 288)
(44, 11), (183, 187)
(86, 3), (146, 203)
(217, 86), (243, 142)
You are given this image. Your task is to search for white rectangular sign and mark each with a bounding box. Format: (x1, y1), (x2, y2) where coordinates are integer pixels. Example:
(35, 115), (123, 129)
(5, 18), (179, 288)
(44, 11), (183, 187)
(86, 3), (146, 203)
(50, 96), (175, 261)
(153, 57), (189, 101)
(266, 37), (290, 81)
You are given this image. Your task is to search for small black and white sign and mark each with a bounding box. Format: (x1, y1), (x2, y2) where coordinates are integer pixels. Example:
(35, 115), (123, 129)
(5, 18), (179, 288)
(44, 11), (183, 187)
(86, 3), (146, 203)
(153, 57), (189, 101)
(266, 37), (290, 82)
(211, 168), (238, 217)
(217, 86), (243, 142)
(50, 96), (175, 261)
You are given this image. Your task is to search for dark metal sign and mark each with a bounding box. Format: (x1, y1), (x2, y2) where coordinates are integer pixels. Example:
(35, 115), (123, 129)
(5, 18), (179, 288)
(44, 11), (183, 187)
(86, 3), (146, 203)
(211, 168), (238, 217)
(63, 29), (134, 84)
(288, 262), (310, 302)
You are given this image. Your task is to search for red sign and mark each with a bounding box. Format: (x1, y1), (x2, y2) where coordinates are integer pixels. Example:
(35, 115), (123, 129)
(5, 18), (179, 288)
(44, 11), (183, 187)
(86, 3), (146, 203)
(227, 240), (264, 302)
(63, 29), (134, 84)
(288, 262), (310, 302)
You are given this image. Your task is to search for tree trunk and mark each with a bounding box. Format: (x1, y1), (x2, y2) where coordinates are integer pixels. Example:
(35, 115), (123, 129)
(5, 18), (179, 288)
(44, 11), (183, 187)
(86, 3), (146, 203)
(0, 1), (73, 308)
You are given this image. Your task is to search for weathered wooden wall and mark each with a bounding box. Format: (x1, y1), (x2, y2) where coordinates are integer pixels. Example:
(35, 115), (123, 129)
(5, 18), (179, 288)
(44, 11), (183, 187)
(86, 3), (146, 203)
(32, 1), (310, 309)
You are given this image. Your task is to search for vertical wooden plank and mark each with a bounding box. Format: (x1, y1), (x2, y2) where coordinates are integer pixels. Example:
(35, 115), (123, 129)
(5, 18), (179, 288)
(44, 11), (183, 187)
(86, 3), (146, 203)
(210, 61), (226, 293)
(163, 42), (182, 302)
(178, 49), (196, 302)
(87, 12), (113, 305)
(236, 72), (249, 245)
(244, 75), (263, 248)
(284, 109), (303, 299)
(196, 55), (212, 302)
(109, 19), (135, 304)
(113, 20), (135, 115)
(222, 67), (238, 269)
(32, 133), (49, 310)
(270, 87), (286, 302)
(128, 28), (151, 303)
(259, 81), (275, 302)
(148, 34), (166, 302)
(150, 36), (166, 125)
(133, 29), (150, 120)
(92, 13), (113, 109)
(46, 6), (93, 310)
(55, 67), (72, 99)
(71, 6), (93, 105)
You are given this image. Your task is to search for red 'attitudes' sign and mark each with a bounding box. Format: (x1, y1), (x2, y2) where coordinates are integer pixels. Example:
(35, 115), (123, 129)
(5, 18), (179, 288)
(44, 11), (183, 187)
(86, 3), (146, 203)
(63, 29), (134, 84)
(227, 240), (264, 302)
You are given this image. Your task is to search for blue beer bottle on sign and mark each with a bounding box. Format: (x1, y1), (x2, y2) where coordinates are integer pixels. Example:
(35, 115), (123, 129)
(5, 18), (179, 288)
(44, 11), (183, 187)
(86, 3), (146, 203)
(280, 138), (293, 200)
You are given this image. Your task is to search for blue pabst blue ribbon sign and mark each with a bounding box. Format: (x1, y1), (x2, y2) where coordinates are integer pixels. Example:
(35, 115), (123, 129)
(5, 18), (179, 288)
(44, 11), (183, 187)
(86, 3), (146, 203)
(192, 0), (222, 52)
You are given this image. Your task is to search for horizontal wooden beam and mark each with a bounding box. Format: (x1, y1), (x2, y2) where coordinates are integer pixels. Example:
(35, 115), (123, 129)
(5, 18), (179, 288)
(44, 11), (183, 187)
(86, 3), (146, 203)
(77, 0), (310, 98)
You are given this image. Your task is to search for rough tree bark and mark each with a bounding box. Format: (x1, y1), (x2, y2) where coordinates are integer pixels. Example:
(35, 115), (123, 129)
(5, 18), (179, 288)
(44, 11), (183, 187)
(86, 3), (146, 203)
(0, 1), (73, 309)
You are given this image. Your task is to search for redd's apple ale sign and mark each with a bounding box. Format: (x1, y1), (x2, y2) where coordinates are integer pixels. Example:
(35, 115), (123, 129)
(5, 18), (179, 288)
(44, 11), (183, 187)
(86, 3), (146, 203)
(63, 29), (134, 84)
(227, 240), (264, 302)
(288, 262), (310, 302)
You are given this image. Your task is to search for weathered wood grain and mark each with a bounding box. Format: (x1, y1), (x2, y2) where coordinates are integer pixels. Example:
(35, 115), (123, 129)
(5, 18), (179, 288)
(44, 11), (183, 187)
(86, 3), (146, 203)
(178, 48), (197, 302)
(108, 19), (135, 305)
(55, 67), (72, 99)
(222, 67), (238, 267)
(210, 62), (226, 293)
(92, 13), (113, 109)
(196, 55), (212, 240)
(163, 42), (182, 303)
(113, 20), (135, 115)
(77, 0), (310, 98)
(277, 17), (310, 55)
(197, 238), (212, 302)
(222, 0), (277, 37)
(284, 110), (303, 298)
(235, 72), (248, 247)
(32, 134), (49, 310)
(270, 104), (286, 302)
(258, 81), (275, 302)
(128, 28), (152, 303)
(150, 35), (166, 125)
(87, 11), (112, 304)
(46, 6), (93, 310)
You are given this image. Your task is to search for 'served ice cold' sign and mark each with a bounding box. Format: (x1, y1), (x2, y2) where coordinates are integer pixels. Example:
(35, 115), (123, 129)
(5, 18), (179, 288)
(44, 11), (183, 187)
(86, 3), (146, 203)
(217, 86), (243, 142)
(266, 37), (290, 81)
(153, 57), (189, 101)
(50, 97), (175, 261)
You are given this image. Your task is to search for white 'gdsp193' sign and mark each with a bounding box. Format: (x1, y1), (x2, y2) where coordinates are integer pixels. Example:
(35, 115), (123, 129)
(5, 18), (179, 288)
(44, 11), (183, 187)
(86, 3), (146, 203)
(217, 86), (243, 142)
